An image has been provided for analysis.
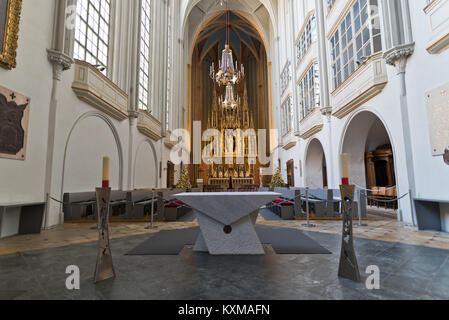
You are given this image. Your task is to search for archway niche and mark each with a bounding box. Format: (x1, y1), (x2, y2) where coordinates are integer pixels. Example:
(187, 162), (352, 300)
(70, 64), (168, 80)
(341, 111), (397, 211)
(305, 139), (327, 189)
(134, 140), (159, 189)
(63, 116), (121, 193)
(341, 111), (395, 187)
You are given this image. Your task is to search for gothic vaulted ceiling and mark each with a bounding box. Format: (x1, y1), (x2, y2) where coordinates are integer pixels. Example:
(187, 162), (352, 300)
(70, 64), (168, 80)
(195, 11), (264, 62)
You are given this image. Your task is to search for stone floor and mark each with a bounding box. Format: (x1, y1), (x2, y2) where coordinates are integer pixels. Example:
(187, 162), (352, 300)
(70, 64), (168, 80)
(0, 214), (449, 300)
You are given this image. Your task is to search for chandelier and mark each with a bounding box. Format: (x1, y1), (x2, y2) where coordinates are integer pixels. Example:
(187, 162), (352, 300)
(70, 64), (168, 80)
(209, 7), (245, 87)
(209, 1), (245, 110)
(218, 84), (241, 110)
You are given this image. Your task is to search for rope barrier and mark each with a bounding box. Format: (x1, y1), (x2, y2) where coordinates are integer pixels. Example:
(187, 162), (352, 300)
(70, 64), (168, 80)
(353, 184), (397, 192)
(366, 192), (410, 203)
(48, 196), (128, 206)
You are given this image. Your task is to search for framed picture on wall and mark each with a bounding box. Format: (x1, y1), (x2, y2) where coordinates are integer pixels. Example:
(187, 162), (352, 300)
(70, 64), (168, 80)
(0, 85), (30, 160)
(0, 0), (22, 70)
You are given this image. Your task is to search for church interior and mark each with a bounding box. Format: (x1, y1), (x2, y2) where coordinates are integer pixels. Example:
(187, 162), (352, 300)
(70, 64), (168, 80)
(0, 0), (449, 303)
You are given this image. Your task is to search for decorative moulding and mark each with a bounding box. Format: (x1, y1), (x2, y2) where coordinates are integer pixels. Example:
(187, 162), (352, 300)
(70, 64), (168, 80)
(383, 43), (415, 69)
(47, 49), (73, 80)
(424, 0), (449, 54)
(137, 110), (162, 141)
(331, 53), (388, 119)
(72, 60), (128, 121)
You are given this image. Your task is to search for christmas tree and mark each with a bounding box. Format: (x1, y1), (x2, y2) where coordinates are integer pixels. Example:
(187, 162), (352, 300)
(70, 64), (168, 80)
(270, 167), (286, 189)
(176, 168), (192, 189)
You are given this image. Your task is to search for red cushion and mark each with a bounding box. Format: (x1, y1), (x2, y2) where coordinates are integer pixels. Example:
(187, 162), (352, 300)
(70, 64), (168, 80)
(280, 201), (294, 206)
(272, 199), (284, 204)
(165, 203), (181, 208)
(175, 200), (185, 205)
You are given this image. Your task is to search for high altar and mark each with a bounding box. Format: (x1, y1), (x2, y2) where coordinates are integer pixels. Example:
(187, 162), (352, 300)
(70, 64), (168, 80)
(201, 84), (259, 187)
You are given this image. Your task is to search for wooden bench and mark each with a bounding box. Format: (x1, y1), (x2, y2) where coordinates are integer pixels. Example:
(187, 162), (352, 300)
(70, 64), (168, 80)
(63, 190), (127, 221)
(203, 185), (224, 192)
(125, 189), (157, 219)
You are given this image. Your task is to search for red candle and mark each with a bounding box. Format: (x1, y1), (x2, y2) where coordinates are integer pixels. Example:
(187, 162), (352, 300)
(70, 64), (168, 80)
(102, 157), (110, 188)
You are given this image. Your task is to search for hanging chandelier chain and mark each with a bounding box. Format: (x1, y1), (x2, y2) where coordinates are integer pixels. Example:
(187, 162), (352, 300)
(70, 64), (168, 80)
(209, 1), (246, 110)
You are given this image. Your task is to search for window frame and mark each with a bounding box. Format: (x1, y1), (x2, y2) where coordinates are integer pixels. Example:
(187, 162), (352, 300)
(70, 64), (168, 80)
(281, 96), (293, 136)
(329, 0), (382, 90)
(297, 61), (320, 121)
(138, 0), (153, 113)
(72, 0), (115, 78)
(296, 13), (318, 65)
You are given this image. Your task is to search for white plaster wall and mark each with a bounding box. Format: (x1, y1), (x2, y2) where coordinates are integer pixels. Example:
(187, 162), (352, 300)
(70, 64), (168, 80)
(134, 139), (158, 189)
(63, 117), (121, 193)
(0, 0), (54, 203)
(405, 0), (449, 202)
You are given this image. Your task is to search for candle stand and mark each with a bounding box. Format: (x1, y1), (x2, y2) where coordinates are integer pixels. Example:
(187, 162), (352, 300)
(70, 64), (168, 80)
(338, 184), (361, 282)
(94, 187), (116, 283)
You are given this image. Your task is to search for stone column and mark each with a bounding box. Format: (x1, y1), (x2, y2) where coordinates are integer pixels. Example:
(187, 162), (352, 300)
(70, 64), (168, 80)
(44, 50), (73, 228)
(127, 111), (139, 190)
(384, 43), (416, 224)
(316, 0), (335, 189)
(289, 0), (300, 137)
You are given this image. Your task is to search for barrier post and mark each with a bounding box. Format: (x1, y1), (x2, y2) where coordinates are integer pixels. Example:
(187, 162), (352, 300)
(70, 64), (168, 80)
(145, 190), (158, 230)
(354, 189), (368, 227)
(302, 187), (316, 227)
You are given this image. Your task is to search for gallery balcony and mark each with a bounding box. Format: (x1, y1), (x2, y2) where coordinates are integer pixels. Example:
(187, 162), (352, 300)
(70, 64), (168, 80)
(282, 130), (297, 150)
(298, 107), (324, 140)
(331, 53), (388, 119)
(137, 110), (162, 141)
(424, 0), (449, 54)
(72, 60), (128, 121)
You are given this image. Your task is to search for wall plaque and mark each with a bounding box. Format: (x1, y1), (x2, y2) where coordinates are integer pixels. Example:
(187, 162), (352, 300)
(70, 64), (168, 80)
(426, 83), (449, 156)
(0, 85), (29, 160)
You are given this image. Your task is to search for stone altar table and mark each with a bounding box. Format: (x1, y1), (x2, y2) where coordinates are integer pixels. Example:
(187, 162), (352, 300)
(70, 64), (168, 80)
(175, 192), (280, 255)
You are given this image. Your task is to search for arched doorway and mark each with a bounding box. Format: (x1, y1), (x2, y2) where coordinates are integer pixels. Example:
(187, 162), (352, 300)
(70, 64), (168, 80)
(341, 111), (398, 214)
(305, 139), (328, 189)
(188, 10), (271, 186)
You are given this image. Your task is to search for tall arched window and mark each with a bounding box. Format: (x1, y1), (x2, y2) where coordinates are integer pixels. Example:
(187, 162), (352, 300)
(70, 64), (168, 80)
(73, 0), (111, 74)
(138, 0), (152, 111)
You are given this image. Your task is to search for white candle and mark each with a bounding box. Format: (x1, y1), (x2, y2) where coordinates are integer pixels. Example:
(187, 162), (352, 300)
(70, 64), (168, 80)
(340, 154), (349, 185)
(102, 157), (110, 188)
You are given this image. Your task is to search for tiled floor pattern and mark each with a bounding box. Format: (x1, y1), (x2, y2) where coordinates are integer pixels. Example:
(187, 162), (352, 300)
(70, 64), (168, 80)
(0, 226), (448, 300)
(1, 213), (448, 256)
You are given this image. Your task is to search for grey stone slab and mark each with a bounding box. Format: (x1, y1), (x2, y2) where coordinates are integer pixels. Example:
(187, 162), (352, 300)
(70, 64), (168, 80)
(197, 213), (265, 255)
(193, 232), (208, 252)
(175, 192), (280, 226)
